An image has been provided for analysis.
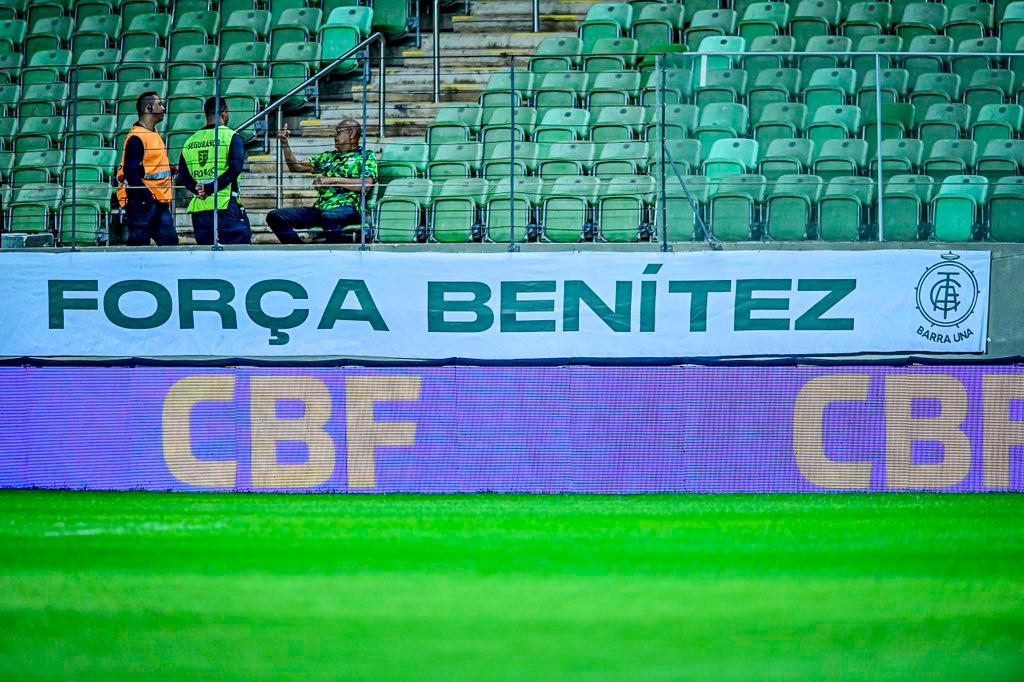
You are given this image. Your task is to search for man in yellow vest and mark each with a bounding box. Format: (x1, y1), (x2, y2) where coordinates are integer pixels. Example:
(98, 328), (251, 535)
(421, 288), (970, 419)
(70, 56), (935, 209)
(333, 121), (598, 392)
(177, 97), (251, 245)
(116, 91), (177, 246)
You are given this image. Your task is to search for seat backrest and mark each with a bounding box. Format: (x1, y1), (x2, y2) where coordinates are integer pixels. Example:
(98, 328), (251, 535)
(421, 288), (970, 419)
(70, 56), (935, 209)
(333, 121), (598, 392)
(697, 102), (748, 131)
(713, 173), (768, 200)
(928, 139), (978, 165)
(758, 102), (809, 128)
(992, 175), (1024, 197)
(584, 2), (633, 29)
(807, 67), (856, 92)
(937, 175), (988, 204)
(603, 175), (656, 197)
(885, 174), (933, 200)
(771, 173), (824, 200)
(913, 72), (962, 99)
(751, 67), (801, 92)
(967, 69), (1015, 94)
(881, 138), (925, 165)
(764, 138), (815, 164)
(817, 138), (868, 164)
(707, 137), (759, 167)
(811, 104), (862, 131)
(825, 175), (874, 202)
(924, 102), (972, 130)
(976, 103), (1024, 128)
(794, 0), (841, 22)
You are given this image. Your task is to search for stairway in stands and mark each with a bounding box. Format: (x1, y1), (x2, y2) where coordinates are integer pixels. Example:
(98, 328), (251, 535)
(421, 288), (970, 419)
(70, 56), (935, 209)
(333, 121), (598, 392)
(228, 0), (594, 244)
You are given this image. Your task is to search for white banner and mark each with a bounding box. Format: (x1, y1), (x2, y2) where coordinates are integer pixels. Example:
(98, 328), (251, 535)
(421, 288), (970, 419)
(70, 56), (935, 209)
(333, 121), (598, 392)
(0, 250), (990, 359)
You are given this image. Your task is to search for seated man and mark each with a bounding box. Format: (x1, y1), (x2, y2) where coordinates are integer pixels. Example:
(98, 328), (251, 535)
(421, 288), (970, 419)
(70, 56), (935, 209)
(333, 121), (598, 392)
(267, 119), (378, 244)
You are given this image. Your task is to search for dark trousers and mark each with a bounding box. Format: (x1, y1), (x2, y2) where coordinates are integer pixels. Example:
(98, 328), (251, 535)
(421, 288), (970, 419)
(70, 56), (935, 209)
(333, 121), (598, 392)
(125, 200), (178, 246)
(191, 198), (252, 246)
(266, 206), (363, 244)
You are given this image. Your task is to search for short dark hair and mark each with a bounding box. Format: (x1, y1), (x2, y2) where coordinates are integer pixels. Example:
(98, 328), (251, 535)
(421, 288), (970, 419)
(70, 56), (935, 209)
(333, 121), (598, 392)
(204, 96), (229, 118)
(136, 91), (160, 117)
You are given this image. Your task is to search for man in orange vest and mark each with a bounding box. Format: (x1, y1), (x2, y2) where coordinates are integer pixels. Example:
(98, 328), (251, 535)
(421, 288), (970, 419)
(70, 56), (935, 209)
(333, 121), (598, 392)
(117, 91), (178, 246)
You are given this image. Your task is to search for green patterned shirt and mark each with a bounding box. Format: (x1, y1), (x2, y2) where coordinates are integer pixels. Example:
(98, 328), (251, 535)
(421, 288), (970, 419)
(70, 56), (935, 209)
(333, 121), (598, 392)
(309, 149), (379, 210)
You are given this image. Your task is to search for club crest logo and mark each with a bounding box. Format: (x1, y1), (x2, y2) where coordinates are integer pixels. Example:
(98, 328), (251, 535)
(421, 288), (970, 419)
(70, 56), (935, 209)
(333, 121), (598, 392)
(198, 150), (209, 166)
(915, 252), (980, 329)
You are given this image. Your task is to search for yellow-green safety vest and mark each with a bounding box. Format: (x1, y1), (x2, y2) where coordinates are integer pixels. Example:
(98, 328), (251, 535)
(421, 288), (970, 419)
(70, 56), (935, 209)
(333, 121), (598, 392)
(182, 126), (240, 213)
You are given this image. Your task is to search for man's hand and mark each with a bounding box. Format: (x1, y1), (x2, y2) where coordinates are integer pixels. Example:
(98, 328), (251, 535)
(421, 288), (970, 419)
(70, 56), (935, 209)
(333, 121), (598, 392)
(313, 177), (340, 188)
(196, 186), (207, 199)
(279, 123), (291, 145)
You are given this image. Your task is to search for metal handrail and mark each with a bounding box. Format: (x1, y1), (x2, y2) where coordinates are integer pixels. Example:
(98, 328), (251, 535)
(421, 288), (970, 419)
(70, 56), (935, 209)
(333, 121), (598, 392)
(238, 32), (387, 133)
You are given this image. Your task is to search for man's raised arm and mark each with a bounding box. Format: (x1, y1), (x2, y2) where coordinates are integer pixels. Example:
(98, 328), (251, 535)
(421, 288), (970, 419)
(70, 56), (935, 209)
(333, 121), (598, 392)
(279, 123), (313, 173)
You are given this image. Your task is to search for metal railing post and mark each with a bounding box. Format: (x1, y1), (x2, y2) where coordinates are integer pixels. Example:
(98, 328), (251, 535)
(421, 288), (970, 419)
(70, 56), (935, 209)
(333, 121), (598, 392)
(875, 53), (885, 242)
(275, 108), (283, 210)
(432, 0), (441, 103)
(360, 50), (370, 250)
(533, 0), (540, 32)
(212, 63), (222, 250)
(509, 58), (516, 250)
(658, 55), (668, 252)
(69, 67), (78, 250)
(378, 37), (387, 137)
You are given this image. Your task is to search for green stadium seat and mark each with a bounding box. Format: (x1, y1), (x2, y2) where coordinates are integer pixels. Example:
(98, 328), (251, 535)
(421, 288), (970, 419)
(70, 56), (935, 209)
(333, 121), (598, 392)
(695, 68), (749, 107)
(534, 107), (590, 143)
(221, 0), (255, 15)
(791, 0), (841, 50)
(766, 173), (823, 240)
(747, 67), (801, 122)
(964, 70), (1015, 124)
(0, 51), (20, 82)
(375, 177), (432, 243)
(632, 3), (683, 53)
(76, 80), (117, 115)
(895, 2), (946, 42)
(481, 72), (535, 108)
(904, 35), (954, 82)
(431, 177), (489, 243)
(73, 15), (121, 58)
(754, 102), (808, 151)
(655, 175), (714, 242)
(857, 68), (909, 107)
(166, 112), (206, 162)
(972, 104), (1024, 153)
(270, 42), (321, 108)
(760, 138), (815, 180)
(12, 148), (63, 184)
(379, 142), (430, 182)
(695, 35), (746, 70)
(909, 73), (961, 126)
(976, 139), (1024, 183)
(115, 112), (138, 151)
(1003, 2), (1024, 52)
(819, 176), (873, 240)
(587, 70), (641, 109)
(640, 68), (693, 106)
(703, 137), (758, 179)
(806, 104), (861, 145)
(583, 37), (639, 72)
(543, 175), (602, 242)
(883, 174), (932, 240)
(533, 71), (587, 111)
(0, 0), (25, 21)
(64, 147), (118, 183)
(368, 0), (408, 39)
(933, 175), (987, 241)
(851, 35), (902, 80)
(538, 141), (596, 178)
(804, 67), (856, 111)
(116, 79), (166, 117)
(26, 0), (65, 27)
(122, 13), (171, 52)
(683, 9), (737, 49)
(863, 102), (915, 157)
(842, 1), (892, 39)
(427, 141), (482, 179)
(710, 173), (767, 240)
(270, 0), (305, 24)
(0, 149), (13, 181)
(599, 175), (655, 242)
(169, 10), (219, 55)
(988, 176), (1024, 241)
(480, 107), (537, 153)
(220, 10), (271, 52)
(21, 49), (71, 85)
(800, 36), (852, 82)
(25, 16), (72, 55)
(64, 114), (117, 148)
(120, 0), (161, 28)
(694, 102), (748, 148)
(649, 138), (703, 178)
(485, 176), (543, 243)
(319, 6), (372, 70)
(427, 104), (481, 147)
(813, 138), (867, 181)
(270, 7), (322, 57)
(59, 184), (111, 244)
(579, 2), (633, 53)
(0, 115), (17, 146)
(0, 82), (18, 114)
(221, 42), (270, 79)
(224, 77), (272, 137)
(116, 46), (166, 82)
(918, 103), (971, 148)
(19, 82), (67, 117)
(595, 139), (651, 177)
(168, 44), (218, 81)
(9, 182), (61, 233)
(946, 2), (992, 43)
(529, 36), (582, 73)
(739, 2), (789, 42)
(744, 36), (796, 84)
(76, 48), (120, 82)
(590, 105), (649, 142)
(873, 137), (924, 177)
(481, 140), (540, 179)
(924, 139), (978, 184)
(950, 38), (1002, 87)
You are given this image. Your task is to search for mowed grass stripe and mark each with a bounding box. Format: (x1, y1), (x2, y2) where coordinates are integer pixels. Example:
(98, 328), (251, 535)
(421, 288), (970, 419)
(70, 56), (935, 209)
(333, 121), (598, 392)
(0, 492), (1021, 681)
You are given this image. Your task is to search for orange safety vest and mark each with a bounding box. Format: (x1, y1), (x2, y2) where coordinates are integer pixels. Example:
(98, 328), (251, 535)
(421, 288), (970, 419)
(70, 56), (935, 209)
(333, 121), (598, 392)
(116, 124), (173, 207)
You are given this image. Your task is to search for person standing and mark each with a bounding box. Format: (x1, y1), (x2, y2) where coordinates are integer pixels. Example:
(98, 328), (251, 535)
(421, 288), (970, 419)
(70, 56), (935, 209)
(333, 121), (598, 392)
(177, 97), (251, 246)
(116, 91), (178, 246)
(266, 119), (378, 244)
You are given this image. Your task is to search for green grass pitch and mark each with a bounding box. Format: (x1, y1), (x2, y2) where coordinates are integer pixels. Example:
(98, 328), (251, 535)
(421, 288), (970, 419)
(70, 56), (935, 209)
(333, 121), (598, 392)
(0, 492), (1022, 681)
